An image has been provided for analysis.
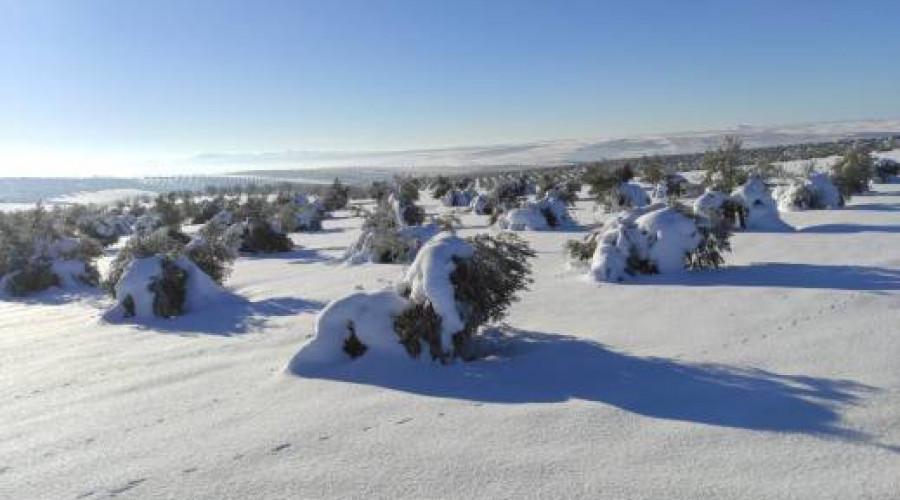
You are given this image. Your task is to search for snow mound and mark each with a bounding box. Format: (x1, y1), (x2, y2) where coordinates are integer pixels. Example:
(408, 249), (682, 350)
(775, 173), (843, 211)
(499, 196), (574, 231)
(617, 182), (651, 209)
(289, 290), (411, 372)
(693, 189), (729, 219)
(589, 206), (703, 282)
(731, 176), (792, 231)
(113, 256), (224, 319)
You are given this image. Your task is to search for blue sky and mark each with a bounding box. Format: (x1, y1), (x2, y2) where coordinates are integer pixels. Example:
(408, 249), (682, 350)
(1, 0), (899, 175)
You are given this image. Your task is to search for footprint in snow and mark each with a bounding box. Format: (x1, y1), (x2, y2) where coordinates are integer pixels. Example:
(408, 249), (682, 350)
(271, 443), (292, 453)
(108, 478), (146, 497)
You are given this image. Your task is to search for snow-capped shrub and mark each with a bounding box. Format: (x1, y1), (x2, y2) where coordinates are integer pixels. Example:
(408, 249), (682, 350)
(0, 207), (102, 296)
(398, 201), (425, 226)
(106, 229), (185, 292)
(277, 201), (323, 232)
(578, 205), (731, 282)
(184, 221), (241, 285)
(133, 214), (163, 235)
(498, 195), (574, 231)
(693, 189), (748, 229)
(429, 213), (462, 233)
(322, 178), (350, 211)
(344, 201), (439, 264)
(239, 218), (294, 253)
(650, 181), (668, 203)
(774, 173), (844, 211)
(293, 232), (534, 369)
(873, 158), (899, 183)
(430, 176), (453, 199)
(191, 197), (227, 225)
(113, 255), (223, 319)
(730, 175), (790, 231)
(469, 193), (494, 215)
(441, 188), (476, 207)
(615, 182), (651, 210)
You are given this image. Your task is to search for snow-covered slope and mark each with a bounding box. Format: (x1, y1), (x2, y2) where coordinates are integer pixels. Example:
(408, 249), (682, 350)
(2, 188), (900, 499)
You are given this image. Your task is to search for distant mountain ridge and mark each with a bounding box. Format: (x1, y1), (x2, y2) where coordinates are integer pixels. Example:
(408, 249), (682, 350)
(217, 118), (900, 173)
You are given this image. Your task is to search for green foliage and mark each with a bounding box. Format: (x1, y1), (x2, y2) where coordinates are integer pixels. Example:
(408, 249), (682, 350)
(368, 181), (392, 202)
(449, 233), (536, 355)
(396, 177), (420, 206)
(148, 257), (188, 318)
(106, 229), (185, 293)
(565, 236), (598, 262)
(702, 135), (747, 192)
(831, 147), (873, 199)
(4, 258), (60, 297)
(240, 219), (294, 253)
(393, 302), (445, 361)
(323, 178), (350, 211)
(430, 176), (453, 199)
(676, 204), (733, 270)
(641, 156), (667, 185)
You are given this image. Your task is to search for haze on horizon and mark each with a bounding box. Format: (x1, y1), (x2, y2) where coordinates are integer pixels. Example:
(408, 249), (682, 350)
(2, 0), (900, 177)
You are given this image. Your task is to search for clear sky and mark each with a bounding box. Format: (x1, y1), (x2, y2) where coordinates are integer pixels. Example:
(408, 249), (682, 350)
(2, 0), (899, 176)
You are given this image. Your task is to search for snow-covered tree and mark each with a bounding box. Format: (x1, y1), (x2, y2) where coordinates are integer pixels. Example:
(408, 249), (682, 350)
(569, 205), (732, 282)
(292, 232), (535, 369)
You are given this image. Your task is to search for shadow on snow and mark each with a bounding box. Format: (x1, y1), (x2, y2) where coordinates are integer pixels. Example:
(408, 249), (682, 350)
(290, 328), (874, 438)
(105, 295), (324, 336)
(636, 263), (900, 291)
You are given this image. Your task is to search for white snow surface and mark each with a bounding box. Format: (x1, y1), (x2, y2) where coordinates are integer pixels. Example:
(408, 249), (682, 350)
(2, 188), (900, 499)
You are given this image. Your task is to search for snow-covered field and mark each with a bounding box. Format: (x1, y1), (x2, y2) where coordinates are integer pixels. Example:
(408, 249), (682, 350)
(2, 187), (900, 499)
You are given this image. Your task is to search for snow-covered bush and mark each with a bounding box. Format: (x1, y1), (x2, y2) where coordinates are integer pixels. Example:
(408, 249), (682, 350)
(344, 201), (439, 264)
(184, 221), (242, 284)
(873, 158), (899, 183)
(322, 178), (350, 211)
(729, 175), (790, 230)
(615, 182), (651, 210)
(430, 176), (454, 199)
(469, 192), (494, 215)
(276, 200), (323, 232)
(693, 189), (748, 230)
(113, 255), (223, 319)
(0, 207), (102, 296)
(574, 205), (731, 282)
(238, 218), (294, 253)
(584, 164), (650, 211)
(396, 232), (535, 360)
(498, 195), (574, 231)
(441, 188), (476, 207)
(293, 232), (535, 369)
(775, 173), (844, 211)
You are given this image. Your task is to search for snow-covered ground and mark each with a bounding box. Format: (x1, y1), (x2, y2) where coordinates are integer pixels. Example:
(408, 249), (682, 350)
(49, 189), (157, 206)
(2, 187), (900, 499)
